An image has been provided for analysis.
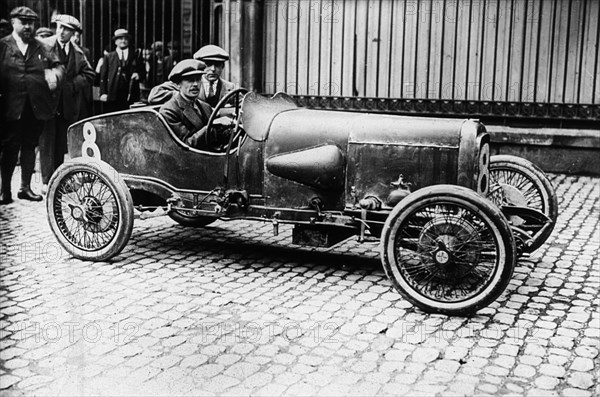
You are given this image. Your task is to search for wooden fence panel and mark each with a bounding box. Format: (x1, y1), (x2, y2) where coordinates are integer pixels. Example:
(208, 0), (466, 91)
(260, 0), (600, 110)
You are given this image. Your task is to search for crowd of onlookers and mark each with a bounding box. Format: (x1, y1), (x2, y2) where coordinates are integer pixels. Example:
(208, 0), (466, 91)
(0, 5), (239, 205)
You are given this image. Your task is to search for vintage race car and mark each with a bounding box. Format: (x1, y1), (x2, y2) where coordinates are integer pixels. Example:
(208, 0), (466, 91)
(46, 90), (557, 315)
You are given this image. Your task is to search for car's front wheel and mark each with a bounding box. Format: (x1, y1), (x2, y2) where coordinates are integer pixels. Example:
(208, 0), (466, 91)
(380, 185), (516, 315)
(46, 159), (134, 261)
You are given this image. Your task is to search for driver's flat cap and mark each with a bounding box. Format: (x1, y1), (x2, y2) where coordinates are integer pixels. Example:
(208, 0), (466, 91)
(194, 45), (229, 62)
(10, 6), (39, 21)
(168, 59), (207, 82)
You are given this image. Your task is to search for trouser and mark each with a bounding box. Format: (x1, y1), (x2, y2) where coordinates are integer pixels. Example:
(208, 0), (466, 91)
(0, 100), (45, 195)
(39, 114), (70, 185)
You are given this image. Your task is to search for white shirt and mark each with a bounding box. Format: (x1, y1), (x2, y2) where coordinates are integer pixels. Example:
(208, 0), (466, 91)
(202, 77), (217, 97)
(12, 31), (28, 56)
(58, 40), (69, 55)
(117, 48), (128, 62)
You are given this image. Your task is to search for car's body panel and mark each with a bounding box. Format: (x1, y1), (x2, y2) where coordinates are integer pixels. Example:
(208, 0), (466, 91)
(66, 94), (488, 216)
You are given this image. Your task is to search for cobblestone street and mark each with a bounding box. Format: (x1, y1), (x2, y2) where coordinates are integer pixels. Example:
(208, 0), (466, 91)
(0, 171), (598, 396)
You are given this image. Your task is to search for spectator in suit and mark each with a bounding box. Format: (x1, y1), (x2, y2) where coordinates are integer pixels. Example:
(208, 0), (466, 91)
(39, 14), (94, 193)
(70, 29), (93, 119)
(0, 6), (64, 204)
(159, 59), (233, 151)
(99, 28), (141, 112)
(148, 45), (237, 106)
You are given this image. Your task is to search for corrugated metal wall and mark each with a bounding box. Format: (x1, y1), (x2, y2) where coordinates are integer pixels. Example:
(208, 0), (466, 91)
(262, 0), (600, 105)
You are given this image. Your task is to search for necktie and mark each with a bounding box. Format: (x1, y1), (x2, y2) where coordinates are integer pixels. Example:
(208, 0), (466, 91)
(207, 83), (215, 98)
(59, 44), (67, 62)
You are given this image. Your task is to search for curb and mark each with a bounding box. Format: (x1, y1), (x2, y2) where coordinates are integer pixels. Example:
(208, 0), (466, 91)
(487, 125), (600, 175)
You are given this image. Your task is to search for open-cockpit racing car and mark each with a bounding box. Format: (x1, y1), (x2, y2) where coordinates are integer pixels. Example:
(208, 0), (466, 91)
(46, 89), (557, 315)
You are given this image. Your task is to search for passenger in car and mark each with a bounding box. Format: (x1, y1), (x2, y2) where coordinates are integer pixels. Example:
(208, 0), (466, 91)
(159, 59), (233, 151)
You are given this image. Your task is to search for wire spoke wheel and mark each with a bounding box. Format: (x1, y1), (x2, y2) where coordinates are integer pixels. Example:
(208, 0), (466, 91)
(488, 155), (558, 251)
(381, 185), (516, 315)
(53, 171), (119, 250)
(47, 160), (133, 261)
(395, 204), (499, 303)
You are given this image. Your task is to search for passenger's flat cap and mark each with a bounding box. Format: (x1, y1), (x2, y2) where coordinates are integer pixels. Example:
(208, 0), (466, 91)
(113, 28), (130, 40)
(10, 6), (39, 21)
(168, 59), (206, 82)
(52, 14), (81, 32)
(35, 27), (54, 37)
(194, 45), (229, 62)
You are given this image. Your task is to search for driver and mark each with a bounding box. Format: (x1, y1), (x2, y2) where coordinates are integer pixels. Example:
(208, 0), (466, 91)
(159, 59), (233, 151)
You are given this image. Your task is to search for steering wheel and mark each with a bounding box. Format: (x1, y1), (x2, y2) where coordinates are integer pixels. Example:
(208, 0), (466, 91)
(205, 88), (249, 151)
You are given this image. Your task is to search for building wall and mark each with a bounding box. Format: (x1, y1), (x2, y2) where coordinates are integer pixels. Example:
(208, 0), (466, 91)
(260, 0), (599, 107)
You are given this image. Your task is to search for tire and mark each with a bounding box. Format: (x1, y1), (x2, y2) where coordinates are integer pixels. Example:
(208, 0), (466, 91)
(488, 155), (558, 251)
(168, 210), (216, 227)
(46, 158), (134, 261)
(380, 185), (516, 315)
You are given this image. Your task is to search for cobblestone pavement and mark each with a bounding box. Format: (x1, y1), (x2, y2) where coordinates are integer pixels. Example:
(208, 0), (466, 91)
(0, 170), (598, 396)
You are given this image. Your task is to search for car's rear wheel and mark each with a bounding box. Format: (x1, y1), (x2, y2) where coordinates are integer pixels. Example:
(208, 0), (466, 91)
(380, 185), (516, 315)
(47, 159), (134, 261)
(488, 155), (558, 251)
(168, 210), (216, 227)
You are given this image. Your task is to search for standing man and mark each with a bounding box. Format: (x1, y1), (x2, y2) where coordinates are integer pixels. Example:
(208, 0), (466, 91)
(39, 14), (94, 193)
(70, 30), (94, 120)
(0, 6), (64, 204)
(99, 28), (141, 112)
(193, 45), (236, 107)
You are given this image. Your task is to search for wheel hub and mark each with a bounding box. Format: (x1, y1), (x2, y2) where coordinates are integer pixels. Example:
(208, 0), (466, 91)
(420, 216), (481, 270)
(71, 205), (85, 221)
(69, 197), (103, 224)
(433, 242), (451, 265)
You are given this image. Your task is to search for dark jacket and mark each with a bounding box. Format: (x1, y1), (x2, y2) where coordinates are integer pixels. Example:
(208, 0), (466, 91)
(42, 36), (95, 122)
(159, 92), (216, 149)
(0, 35), (64, 121)
(99, 49), (141, 102)
(200, 78), (237, 107)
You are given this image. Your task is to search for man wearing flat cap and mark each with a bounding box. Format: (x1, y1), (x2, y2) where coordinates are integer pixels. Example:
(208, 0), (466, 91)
(99, 28), (141, 112)
(159, 59), (233, 151)
(0, 6), (64, 204)
(39, 14), (94, 193)
(194, 44), (237, 108)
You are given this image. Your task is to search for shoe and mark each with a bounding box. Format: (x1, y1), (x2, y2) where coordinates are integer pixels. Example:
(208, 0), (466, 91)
(0, 192), (13, 205)
(17, 187), (43, 202)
